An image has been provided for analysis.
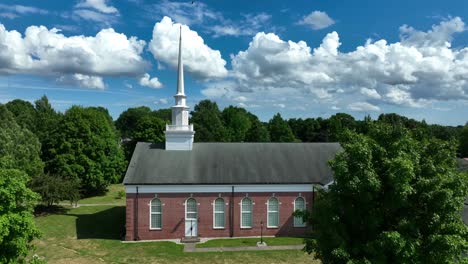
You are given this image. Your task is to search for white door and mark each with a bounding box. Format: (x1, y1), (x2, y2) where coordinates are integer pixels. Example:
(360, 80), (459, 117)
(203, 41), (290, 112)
(185, 198), (198, 237)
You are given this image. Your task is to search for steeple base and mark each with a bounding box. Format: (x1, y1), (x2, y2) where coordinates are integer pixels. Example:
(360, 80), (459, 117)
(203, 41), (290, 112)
(165, 130), (195, 151)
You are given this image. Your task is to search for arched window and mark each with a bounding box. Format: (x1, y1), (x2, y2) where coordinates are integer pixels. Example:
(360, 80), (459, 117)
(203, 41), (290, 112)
(150, 198), (162, 229)
(294, 197), (306, 227)
(241, 197), (252, 228)
(186, 198), (197, 220)
(267, 197), (279, 228)
(213, 198), (225, 228)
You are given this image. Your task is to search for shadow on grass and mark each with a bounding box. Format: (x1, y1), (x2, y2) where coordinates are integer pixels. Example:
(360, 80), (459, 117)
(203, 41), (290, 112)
(65, 206), (126, 240)
(34, 205), (69, 216)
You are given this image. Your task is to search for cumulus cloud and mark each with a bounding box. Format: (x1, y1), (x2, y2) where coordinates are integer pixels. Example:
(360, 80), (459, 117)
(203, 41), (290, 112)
(149, 16), (228, 79)
(298, 11), (335, 30)
(139, 73), (163, 89)
(75, 0), (119, 14)
(203, 17), (468, 111)
(0, 24), (158, 89)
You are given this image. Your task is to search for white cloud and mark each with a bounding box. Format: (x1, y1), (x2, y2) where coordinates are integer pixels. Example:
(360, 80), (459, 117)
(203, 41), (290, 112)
(57, 74), (105, 89)
(0, 4), (48, 19)
(360, 88), (381, 99)
(203, 17), (468, 112)
(139, 73), (163, 89)
(0, 24), (157, 89)
(298, 11), (335, 30)
(210, 13), (274, 37)
(150, 0), (221, 26)
(75, 0), (118, 14)
(149, 16), (228, 79)
(73, 9), (118, 25)
(348, 102), (380, 112)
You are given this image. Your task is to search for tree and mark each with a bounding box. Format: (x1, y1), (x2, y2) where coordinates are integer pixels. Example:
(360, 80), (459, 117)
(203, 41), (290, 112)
(115, 106), (152, 138)
(5, 99), (36, 132)
(300, 123), (468, 263)
(328, 113), (356, 141)
(0, 169), (41, 263)
(245, 114), (270, 142)
(460, 124), (468, 158)
(268, 113), (296, 142)
(46, 106), (125, 195)
(222, 106), (252, 142)
(34, 96), (61, 162)
(30, 173), (80, 206)
(191, 100), (229, 142)
(0, 105), (43, 178)
(153, 108), (172, 123)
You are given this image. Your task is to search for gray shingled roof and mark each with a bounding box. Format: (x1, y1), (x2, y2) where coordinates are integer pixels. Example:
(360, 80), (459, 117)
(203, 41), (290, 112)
(123, 142), (342, 185)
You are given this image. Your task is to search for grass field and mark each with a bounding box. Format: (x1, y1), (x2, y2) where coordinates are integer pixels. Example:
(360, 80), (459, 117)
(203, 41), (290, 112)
(33, 187), (319, 264)
(78, 184), (126, 205)
(197, 237), (304, 248)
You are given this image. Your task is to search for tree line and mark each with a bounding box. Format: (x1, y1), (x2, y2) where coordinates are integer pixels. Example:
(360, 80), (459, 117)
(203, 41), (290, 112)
(1, 96), (467, 262)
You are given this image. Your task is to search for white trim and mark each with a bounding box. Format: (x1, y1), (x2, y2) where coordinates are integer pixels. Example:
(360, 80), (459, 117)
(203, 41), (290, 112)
(212, 197), (225, 229)
(240, 197), (253, 229)
(293, 196), (306, 227)
(267, 197), (279, 228)
(185, 197), (197, 220)
(125, 184), (315, 193)
(149, 198), (162, 230)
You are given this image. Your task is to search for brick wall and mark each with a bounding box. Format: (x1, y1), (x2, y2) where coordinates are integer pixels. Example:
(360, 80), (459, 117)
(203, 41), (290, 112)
(125, 191), (313, 241)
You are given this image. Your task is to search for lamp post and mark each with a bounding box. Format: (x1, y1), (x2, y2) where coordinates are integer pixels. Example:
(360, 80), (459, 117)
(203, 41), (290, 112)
(260, 220), (264, 244)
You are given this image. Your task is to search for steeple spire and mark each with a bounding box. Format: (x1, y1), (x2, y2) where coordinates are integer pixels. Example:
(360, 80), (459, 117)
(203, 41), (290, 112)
(176, 25), (184, 95)
(164, 24), (195, 151)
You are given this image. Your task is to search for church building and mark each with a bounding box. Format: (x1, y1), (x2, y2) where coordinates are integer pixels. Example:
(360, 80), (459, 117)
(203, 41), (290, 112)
(123, 27), (341, 241)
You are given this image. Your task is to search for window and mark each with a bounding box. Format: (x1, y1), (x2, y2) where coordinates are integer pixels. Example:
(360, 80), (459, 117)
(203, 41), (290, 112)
(186, 198), (197, 220)
(213, 198), (225, 228)
(241, 197), (252, 228)
(150, 198), (162, 229)
(267, 197), (279, 228)
(294, 197), (306, 227)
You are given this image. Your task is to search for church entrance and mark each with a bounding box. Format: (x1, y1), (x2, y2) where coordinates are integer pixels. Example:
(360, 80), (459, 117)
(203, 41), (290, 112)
(185, 198), (198, 237)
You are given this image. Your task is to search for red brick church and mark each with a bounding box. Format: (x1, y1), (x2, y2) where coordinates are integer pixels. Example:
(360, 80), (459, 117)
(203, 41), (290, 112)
(123, 27), (341, 241)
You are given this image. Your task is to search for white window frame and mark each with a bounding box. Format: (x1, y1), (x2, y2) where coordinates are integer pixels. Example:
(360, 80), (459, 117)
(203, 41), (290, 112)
(149, 198), (162, 230)
(293, 196), (306, 227)
(240, 197), (253, 229)
(213, 198), (225, 229)
(267, 197), (279, 228)
(185, 198), (198, 221)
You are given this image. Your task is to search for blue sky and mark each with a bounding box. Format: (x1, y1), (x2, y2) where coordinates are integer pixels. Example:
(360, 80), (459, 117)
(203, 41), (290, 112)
(0, 0), (468, 125)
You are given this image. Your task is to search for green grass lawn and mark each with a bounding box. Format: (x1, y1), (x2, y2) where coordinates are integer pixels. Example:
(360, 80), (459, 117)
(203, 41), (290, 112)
(78, 184), (126, 205)
(196, 237), (304, 248)
(33, 205), (319, 264)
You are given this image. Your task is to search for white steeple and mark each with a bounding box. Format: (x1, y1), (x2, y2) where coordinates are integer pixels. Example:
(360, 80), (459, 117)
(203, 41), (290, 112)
(164, 25), (195, 151)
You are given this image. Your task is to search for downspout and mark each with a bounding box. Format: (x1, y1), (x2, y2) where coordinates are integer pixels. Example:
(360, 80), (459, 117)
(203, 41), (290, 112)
(230, 186), (234, 237)
(134, 186), (139, 241)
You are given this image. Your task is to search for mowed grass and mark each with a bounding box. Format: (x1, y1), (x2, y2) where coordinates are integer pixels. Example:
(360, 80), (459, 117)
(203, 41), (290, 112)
(33, 205), (320, 264)
(78, 184), (126, 205)
(197, 237), (304, 248)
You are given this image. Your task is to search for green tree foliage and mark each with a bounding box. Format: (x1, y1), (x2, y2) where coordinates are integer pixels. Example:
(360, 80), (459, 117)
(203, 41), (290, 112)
(460, 124), (468, 158)
(268, 113), (296, 142)
(5, 99), (36, 132)
(0, 105), (43, 178)
(0, 169), (41, 263)
(153, 108), (172, 123)
(288, 118), (321, 142)
(302, 123), (468, 263)
(245, 114), (270, 142)
(132, 113), (166, 143)
(115, 106), (152, 138)
(30, 173), (80, 206)
(328, 113), (356, 141)
(222, 106), (252, 142)
(191, 100), (229, 142)
(46, 106), (125, 195)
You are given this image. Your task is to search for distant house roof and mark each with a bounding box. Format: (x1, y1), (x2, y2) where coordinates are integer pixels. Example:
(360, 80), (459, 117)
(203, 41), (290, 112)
(123, 142), (342, 185)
